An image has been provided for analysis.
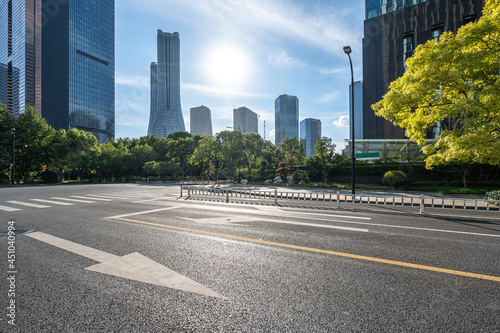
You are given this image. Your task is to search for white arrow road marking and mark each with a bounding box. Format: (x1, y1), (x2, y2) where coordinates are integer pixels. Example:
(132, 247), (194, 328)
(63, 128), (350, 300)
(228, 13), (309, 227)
(26, 232), (226, 299)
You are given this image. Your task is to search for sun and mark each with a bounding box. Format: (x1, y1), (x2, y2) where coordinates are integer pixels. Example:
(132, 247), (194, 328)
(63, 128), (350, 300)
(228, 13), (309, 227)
(206, 45), (251, 90)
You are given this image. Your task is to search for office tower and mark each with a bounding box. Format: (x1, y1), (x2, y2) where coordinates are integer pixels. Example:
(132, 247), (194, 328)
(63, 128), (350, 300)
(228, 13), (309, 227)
(190, 105), (213, 136)
(233, 106), (258, 134)
(148, 30), (185, 137)
(42, 0), (115, 143)
(0, 0), (42, 117)
(300, 118), (321, 157)
(362, 0), (483, 139)
(350, 81), (363, 140)
(275, 94), (299, 147)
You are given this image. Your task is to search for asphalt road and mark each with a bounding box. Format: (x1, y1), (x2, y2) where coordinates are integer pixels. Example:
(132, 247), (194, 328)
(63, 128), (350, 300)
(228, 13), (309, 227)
(0, 183), (499, 332)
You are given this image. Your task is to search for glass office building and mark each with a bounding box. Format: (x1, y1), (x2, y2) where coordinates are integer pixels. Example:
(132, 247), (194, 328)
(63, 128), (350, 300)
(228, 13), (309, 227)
(362, 0), (483, 139)
(300, 118), (321, 157)
(42, 0), (115, 143)
(233, 106), (258, 134)
(148, 30), (185, 137)
(190, 105), (213, 136)
(349, 80), (363, 140)
(0, 0), (42, 117)
(275, 94), (299, 147)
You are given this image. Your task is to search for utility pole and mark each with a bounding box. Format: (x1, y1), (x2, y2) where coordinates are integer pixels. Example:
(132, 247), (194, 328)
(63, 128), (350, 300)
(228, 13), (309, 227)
(11, 125), (15, 185)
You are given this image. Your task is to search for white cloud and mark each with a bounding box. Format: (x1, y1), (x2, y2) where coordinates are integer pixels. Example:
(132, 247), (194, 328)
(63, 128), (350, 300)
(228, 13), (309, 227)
(315, 91), (340, 104)
(183, 83), (266, 98)
(268, 50), (307, 68)
(332, 115), (349, 127)
(116, 75), (149, 87)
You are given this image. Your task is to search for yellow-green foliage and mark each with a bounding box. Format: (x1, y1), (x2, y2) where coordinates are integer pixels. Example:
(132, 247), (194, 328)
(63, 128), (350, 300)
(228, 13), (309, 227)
(373, 0), (500, 168)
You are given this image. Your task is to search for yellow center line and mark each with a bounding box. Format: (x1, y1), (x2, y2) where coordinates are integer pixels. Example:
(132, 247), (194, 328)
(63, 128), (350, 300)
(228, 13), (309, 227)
(112, 217), (500, 283)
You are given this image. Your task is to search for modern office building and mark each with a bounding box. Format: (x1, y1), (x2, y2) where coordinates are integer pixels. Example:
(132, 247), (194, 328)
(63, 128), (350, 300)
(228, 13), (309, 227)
(233, 106), (258, 134)
(362, 0), (483, 139)
(190, 105), (213, 136)
(350, 80), (363, 140)
(0, 0), (42, 117)
(42, 0), (115, 143)
(300, 118), (321, 157)
(148, 30), (185, 137)
(275, 94), (299, 147)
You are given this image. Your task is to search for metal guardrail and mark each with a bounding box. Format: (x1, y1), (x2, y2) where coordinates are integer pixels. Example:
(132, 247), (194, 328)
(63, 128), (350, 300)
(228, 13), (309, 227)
(181, 186), (500, 212)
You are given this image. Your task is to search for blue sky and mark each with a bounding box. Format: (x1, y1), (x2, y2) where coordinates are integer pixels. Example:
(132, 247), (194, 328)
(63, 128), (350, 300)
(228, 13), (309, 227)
(115, 0), (365, 151)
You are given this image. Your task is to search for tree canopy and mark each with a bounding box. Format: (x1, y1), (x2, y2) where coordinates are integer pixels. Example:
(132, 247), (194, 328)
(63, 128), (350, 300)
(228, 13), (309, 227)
(373, 0), (500, 168)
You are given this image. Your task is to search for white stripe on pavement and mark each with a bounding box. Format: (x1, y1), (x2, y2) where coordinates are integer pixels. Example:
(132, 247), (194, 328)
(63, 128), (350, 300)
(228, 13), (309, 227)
(71, 196), (114, 202)
(50, 197), (95, 203)
(0, 205), (22, 212)
(31, 199), (74, 206)
(6, 201), (50, 208)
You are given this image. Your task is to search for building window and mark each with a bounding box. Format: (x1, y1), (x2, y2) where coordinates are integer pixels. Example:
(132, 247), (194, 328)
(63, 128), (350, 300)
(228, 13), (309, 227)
(463, 15), (477, 26)
(7, 0), (12, 56)
(431, 26), (444, 42)
(403, 34), (414, 71)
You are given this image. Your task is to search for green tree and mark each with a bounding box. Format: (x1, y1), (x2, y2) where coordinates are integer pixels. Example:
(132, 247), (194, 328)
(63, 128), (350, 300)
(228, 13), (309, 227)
(373, 0), (500, 169)
(308, 137), (337, 183)
(189, 136), (217, 180)
(65, 128), (100, 180)
(280, 137), (305, 167)
(215, 130), (243, 179)
(16, 106), (55, 180)
(0, 105), (16, 181)
(241, 132), (263, 179)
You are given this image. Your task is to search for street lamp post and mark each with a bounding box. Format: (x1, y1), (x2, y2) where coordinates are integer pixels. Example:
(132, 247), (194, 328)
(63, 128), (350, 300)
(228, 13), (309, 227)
(11, 125), (15, 185)
(343, 46), (356, 195)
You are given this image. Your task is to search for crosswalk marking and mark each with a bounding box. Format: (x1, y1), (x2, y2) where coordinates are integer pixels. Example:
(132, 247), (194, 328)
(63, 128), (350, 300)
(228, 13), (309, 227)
(0, 205), (22, 212)
(50, 197), (95, 203)
(31, 199), (74, 206)
(6, 201), (50, 208)
(70, 195), (114, 202)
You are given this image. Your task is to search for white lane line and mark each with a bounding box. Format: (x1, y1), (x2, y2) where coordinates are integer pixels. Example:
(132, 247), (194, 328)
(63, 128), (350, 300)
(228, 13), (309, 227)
(107, 206), (181, 219)
(179, 216), (369, 232)
(71, 196), (114, 202)
(0, 205), (22, 212)
(50, 197), (95, 203)
(31, 199), (74, 206)
(257, 207), (372, 220)
(6, 201), (50, 208)
(178, 201), (500, 238)
(131, 198), (168, 203)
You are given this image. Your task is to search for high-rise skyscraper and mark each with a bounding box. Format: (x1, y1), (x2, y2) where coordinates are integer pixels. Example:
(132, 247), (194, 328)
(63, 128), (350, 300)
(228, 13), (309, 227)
(350, 80), (363, 140)
(0, 0), (42, 117)
(300, 118), (322, 157)
(362, 0), (483, 139)
(41, 0), (115, 143)
(190, 105), (213, 136)
(148, 30), (185, 137)
(275, 94), (299, 147)
(233, 106), (258, 134)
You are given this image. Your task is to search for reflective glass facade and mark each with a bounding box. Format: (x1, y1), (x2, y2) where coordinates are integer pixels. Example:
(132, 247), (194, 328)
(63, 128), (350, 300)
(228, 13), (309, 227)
(42, 0), (115, 143)
(0, 0), (42, 117)
(148, 30), (185, 138)
(190, 105), (213, 136)
(349, 81), (363, 140)
(275, 94), (299, 147)
(366, 0), (428, 19)
(233, 106), (258, 134)
(300, 118), (321, 157)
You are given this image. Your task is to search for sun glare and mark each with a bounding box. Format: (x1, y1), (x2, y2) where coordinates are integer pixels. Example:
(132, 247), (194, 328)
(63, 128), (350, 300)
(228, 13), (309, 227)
(206, 45), (251, 91)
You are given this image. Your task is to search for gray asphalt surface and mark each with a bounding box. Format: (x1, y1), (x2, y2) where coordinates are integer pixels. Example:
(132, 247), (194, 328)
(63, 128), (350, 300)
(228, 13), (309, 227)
(0, 183), (499, 332)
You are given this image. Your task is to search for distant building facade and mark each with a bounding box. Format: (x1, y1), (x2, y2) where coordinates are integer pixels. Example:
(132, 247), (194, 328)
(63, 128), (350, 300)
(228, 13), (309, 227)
(300, 118), (321, 157)
(362, 0), (483, 139)
(148, 30), (185, 137)
(42, 0), (115, 143)
(350, 80), (363, 140)
(190, 105), (213, 136)
(0, 0), (42, 117)
(233, 106), (258, 133)
(275, 94), (299, 147)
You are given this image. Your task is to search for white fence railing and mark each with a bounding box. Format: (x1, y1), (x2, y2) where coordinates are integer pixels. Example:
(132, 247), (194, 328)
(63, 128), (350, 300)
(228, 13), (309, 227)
(181, 186), (500, 212)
